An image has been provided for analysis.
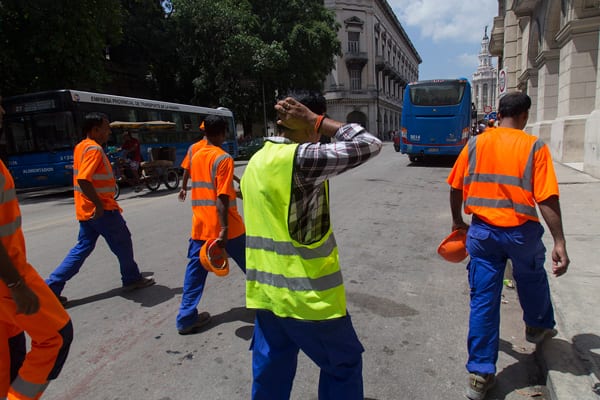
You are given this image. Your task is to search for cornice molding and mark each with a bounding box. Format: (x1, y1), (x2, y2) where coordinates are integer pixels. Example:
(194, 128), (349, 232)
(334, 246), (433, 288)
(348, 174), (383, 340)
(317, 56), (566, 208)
(556, 15), (600, 46)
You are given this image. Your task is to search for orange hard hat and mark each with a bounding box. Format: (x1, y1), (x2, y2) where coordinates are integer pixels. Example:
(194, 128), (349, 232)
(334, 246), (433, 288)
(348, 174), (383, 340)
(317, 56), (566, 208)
(200, 239), (229, 276)
(437, 229), (468, 263)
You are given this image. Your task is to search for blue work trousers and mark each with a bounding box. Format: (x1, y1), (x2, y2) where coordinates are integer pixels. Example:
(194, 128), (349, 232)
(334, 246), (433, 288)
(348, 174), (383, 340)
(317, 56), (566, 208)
(251, 309), (364, 400)
(176, 235), (246, 331)
(466, 217), (555, 375)
(46, 210), (142, 296)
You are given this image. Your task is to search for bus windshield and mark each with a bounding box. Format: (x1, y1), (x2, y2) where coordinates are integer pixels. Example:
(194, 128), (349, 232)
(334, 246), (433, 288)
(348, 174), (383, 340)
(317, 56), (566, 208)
(5, 112), (77, 154)
(409, 81), (466, 106)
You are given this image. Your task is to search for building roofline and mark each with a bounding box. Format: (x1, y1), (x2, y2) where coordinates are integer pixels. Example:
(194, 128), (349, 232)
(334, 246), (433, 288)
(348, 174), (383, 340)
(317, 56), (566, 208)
(376, 0), (422, 63)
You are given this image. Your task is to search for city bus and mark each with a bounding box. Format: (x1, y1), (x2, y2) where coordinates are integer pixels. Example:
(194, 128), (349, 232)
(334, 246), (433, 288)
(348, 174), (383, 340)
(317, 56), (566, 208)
(1, 89), (239, 189)
(400, 78), (474, 162)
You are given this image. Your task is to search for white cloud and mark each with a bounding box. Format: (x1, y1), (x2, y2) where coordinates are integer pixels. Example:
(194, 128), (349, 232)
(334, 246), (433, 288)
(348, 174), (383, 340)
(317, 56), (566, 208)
(456, 53), (479, 68)
(389, 0), (497, 43)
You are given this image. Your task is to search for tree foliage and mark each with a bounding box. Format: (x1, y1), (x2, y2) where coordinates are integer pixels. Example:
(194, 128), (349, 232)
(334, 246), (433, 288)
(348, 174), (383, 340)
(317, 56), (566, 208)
(0, 0), (123, 96)
(0, 0), (341, 132)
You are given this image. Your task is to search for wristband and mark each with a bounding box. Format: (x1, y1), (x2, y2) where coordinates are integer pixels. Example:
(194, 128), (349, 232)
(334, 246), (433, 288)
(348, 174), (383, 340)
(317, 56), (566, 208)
(7, 279), (23, 289)
(314, 115), (325, 135)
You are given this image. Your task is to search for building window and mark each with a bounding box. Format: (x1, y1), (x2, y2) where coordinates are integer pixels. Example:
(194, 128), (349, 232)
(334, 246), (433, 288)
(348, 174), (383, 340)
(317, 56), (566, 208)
(483, 83), (488, 108)
(348, 31), (360, 53)
(350, 67), (362, 90)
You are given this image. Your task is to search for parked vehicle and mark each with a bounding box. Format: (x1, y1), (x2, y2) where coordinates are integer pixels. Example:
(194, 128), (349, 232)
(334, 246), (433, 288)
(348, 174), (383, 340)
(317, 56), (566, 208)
(237, 137), (265, 160)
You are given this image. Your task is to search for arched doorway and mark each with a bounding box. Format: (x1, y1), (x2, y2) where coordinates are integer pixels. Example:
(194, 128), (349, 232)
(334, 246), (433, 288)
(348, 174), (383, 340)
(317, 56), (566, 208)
(347, 111), (367, 129)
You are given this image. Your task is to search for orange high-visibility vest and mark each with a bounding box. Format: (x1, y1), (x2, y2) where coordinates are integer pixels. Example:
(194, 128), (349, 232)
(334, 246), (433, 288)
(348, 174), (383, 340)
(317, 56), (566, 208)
(1, 161), (72, 400)
(73, 138), (120, 220)
(0, 161), (31, 283)
(180, 139), (207, 171)
(189, 144), (244, 240)
(455, 127), (558, 227)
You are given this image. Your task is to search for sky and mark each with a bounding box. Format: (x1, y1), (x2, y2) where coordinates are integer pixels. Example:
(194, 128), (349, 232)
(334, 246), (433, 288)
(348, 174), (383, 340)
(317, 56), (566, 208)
(388, 0), (498, 81)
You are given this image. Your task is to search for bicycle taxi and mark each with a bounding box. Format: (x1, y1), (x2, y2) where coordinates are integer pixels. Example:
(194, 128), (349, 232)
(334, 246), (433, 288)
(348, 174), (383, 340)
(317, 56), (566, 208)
(108, 121), (180, 199)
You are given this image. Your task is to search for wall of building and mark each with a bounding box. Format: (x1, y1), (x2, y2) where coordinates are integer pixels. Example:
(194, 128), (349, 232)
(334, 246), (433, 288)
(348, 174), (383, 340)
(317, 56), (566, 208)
(323, 0), (421, 138)
(489, 0), (600, 176)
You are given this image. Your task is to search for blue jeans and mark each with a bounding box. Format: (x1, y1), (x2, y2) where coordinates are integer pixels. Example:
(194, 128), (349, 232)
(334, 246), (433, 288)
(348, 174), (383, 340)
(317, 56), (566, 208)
(251, 310), (364, 400)
(466, 216), (555, 375)
(46, 210), (142, 296)
(176, 235), (246, 331)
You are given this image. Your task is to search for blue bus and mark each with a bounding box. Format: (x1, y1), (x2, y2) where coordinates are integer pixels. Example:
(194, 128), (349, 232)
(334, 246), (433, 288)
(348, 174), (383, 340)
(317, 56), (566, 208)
(400, 78), (474, 162)
(1, 90), (239, 189)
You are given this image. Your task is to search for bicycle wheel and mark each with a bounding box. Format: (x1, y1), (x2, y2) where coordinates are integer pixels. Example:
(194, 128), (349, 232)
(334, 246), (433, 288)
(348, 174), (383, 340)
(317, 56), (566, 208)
(145, 174), (160, 191)
(114, 183), (121, 200)
(164, 169), (179, 190)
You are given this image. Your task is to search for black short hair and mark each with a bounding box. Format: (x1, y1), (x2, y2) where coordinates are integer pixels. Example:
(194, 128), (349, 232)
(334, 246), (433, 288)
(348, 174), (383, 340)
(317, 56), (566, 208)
(298, 92), (327, 115)
(83, 112), (108, 134)
(498, 92), (531, 118)
(204, 115), (228, 136)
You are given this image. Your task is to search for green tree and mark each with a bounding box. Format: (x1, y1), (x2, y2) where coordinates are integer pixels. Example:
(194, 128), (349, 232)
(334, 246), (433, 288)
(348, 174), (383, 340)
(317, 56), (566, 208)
(169, 0), (340, 135)
(0, 0), (124, 96)
(108, 0), (177, 99)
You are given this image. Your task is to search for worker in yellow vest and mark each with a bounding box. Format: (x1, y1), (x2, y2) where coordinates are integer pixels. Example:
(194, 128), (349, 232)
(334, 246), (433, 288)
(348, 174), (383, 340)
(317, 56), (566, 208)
(241, 94), (382, 399)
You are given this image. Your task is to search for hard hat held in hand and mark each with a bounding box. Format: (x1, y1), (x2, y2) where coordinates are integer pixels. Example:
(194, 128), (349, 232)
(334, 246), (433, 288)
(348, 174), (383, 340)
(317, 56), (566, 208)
(200, 239), (229, 276)
(437, 229), (468, 263)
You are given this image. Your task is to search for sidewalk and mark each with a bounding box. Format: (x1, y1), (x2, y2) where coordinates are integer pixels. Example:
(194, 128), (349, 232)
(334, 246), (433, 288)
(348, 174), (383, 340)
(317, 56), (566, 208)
(539, 162), (600, 400)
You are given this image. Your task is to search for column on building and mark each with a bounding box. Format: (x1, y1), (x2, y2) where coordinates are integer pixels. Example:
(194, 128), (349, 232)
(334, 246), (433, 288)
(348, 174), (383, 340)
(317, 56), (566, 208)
(584, 29), (600, 176)
(550, 12), (600, 163)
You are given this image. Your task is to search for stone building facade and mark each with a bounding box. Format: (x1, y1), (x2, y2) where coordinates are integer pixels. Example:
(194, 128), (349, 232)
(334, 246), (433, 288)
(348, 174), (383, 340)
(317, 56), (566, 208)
(472, 28), (498, 119)
(489, 0), (600, 177)
(323, 0), (421, 138)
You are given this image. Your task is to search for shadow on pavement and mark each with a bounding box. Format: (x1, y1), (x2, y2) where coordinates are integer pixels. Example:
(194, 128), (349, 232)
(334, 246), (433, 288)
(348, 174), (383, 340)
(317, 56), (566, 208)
(406, 155), (457, 169)
(187, 306), (256, 340)
(65, 280), (182, 309)
(490, 339), (548, 399)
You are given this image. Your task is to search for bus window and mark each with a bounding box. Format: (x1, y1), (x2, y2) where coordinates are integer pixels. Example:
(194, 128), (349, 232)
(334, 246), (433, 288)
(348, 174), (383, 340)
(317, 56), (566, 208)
(5, 112), (76, 154)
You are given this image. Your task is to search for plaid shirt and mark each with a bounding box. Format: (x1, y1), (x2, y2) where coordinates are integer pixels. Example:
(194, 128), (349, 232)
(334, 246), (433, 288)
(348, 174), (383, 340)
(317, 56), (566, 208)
(265, 123), (382, 244)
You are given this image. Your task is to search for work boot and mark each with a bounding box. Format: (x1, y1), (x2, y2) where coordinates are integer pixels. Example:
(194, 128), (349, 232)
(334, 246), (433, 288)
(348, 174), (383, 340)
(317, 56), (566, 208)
(525, 326), (557, 344)
(123, 276), (155, 292)
(466, 373), (495, 400)
(178, 312), (212, 335)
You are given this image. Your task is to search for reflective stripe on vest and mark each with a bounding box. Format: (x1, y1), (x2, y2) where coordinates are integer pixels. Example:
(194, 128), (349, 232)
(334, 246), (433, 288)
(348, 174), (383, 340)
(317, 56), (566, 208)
(0, 215), (21, 238)
(190, 153), (236, 208)
(242, 141), (346, 320)
(246, 268), (343, 292)
(73, 145), (115, 192)
(464, 135), (540, 219)
(246, 235), (337, 260)
(0, 172), (21, 238)
(10, 376), (49, 398)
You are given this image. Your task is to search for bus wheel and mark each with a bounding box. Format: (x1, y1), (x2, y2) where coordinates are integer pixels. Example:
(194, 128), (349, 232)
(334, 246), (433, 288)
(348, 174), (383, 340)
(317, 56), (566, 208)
(114, 183), (120, 200)
(164, 169), (179, 190)
(145, 175), (160, 191)
(409, 155), (418, 162)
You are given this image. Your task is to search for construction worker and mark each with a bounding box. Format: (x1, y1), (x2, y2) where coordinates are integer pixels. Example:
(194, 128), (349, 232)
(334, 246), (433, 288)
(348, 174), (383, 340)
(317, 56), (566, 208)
(45, 113), (155, 304)
(447, 92), (569, 400)
(176, 115), (246, 335)
(241, 94), (382, 399)
(178, 121), (240, 203)
(0, 96), (73, 400)
(178, 122), (206, 202)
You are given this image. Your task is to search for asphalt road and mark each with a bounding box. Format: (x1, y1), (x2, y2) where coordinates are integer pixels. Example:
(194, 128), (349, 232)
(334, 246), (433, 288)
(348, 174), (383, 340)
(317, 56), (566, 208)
(17, 143), (549, 400)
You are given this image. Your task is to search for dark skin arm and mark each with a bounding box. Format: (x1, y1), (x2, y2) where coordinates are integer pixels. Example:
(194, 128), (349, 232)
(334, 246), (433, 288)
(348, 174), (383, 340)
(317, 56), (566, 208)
(450, 188), (469, 231)
(178, 168), (191, 201)
(538, 195), (570, 277)
(0, 242), (39, 315)
(78, 179), (104, 219)
(216, 194), (229, 247)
